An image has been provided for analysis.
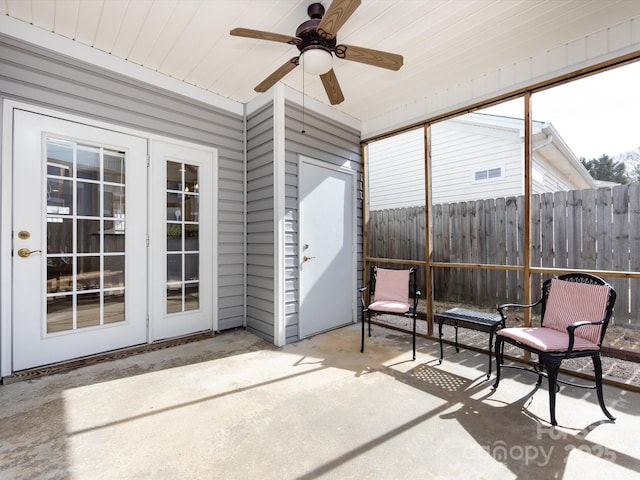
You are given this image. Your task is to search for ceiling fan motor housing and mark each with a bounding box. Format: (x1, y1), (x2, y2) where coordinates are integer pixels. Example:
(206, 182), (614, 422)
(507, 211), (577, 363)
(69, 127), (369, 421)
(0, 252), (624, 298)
(296, 3), (337, 54)
(307, 3), (325, 19)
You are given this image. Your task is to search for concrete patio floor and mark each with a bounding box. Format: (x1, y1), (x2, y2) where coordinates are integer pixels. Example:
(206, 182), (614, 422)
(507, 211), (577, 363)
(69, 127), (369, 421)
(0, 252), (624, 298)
(1, 323), (639, 479)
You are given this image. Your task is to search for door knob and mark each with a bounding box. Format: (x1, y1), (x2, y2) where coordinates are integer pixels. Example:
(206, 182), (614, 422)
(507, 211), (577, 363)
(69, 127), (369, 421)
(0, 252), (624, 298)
(303, 255), (316, 262)
(17, 248), (42, 258)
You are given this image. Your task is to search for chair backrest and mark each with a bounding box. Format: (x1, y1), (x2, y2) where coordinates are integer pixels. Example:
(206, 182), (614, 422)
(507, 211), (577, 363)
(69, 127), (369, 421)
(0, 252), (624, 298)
(541, 274), (616, 346)
(372, 267), (412, 303)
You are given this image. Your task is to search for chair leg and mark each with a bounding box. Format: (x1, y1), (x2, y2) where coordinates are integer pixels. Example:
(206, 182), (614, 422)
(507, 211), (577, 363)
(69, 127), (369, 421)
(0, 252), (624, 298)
(543, 357), (562, 426)
(412, 314), (416, 361)
(592, 355), (616, 421)
(493, 336), (503, 388)
(487, 330), (496, 379)
(536, 356), (544, 385)
(361, 310), (365, 353)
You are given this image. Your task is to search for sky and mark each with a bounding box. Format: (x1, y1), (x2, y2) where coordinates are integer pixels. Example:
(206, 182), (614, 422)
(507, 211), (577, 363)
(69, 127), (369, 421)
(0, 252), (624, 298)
(483, 60), (640, 160)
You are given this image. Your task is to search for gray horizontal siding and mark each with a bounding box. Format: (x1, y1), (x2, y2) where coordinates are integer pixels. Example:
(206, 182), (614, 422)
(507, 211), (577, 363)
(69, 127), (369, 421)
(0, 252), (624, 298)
(245, 103), (275, 342)
(284, 101), (362, 343)
(0, 34), (245, 332)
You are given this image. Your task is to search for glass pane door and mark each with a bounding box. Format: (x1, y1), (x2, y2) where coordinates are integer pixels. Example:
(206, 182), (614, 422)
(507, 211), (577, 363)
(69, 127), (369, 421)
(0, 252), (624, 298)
(166, 161), (200, 314)
(47, 138), (126, 333)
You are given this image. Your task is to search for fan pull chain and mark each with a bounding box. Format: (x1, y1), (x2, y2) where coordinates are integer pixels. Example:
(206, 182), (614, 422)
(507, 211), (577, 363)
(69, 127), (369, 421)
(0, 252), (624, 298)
(301, 56), (306, 134)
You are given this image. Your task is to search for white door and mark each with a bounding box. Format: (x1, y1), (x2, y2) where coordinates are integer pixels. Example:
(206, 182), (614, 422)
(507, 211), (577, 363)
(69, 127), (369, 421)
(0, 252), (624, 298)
(149, 140), (216, 341)
(12, 110), (148, 371)
(299, 158), (356, 338)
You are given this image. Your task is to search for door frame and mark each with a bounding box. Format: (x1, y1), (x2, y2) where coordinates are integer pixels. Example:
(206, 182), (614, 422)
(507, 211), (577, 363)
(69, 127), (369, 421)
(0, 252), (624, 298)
(0, 100), (218, 376)
(297, 155), (358, 339)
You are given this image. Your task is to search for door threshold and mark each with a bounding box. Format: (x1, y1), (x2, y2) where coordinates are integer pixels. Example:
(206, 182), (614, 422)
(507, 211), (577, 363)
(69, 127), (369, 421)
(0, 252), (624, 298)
(2, 331), (216, 384)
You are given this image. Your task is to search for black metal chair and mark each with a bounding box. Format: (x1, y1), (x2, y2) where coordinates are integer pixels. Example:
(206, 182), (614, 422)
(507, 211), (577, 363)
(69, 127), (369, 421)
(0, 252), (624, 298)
(360, 265), (421, 360)
(493, 273), (616, 425)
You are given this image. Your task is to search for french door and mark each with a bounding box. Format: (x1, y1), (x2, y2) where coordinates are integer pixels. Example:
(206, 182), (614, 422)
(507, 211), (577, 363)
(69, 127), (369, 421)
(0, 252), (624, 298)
(10, 109), (216, 372)
(12, 110), (148, 370)
(149, 140), (215, 341)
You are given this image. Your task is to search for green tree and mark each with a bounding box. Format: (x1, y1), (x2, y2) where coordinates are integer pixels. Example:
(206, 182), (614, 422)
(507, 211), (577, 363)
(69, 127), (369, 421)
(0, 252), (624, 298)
(580, 154), (629, 184)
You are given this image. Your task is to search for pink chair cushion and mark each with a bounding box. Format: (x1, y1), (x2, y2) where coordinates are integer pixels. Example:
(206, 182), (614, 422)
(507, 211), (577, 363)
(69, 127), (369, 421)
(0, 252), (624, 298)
(498, 327), (600, 352)
(543, 278), (611, 344)
(369, 300), (410, 314)
(374, 268), (410, 303)
(368, 268), (411, 314)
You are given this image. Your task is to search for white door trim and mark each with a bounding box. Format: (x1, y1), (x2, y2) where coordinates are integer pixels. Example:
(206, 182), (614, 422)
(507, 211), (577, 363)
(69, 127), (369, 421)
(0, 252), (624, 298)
(297, 155), (358, 338)
(1, 101), (16, 376)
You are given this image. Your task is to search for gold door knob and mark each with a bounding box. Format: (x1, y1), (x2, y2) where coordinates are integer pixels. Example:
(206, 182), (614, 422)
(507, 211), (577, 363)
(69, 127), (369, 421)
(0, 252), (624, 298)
(17, 248), (42, 258)
(303, 255), (316, 262)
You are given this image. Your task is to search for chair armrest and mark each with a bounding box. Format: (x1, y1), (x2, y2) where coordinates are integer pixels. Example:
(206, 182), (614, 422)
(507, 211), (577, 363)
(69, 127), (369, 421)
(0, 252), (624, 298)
(412, 290), (421, 309)
(497, 299), (541, 313)
(566, 320), (603, 331)
(497, 298), (543, 322)
(565, 320), (605, 353)
(359, 285), (369, 309)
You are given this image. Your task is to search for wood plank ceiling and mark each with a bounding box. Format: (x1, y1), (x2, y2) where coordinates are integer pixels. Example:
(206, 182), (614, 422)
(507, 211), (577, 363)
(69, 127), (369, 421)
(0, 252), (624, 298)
(1, 0), (640, 123)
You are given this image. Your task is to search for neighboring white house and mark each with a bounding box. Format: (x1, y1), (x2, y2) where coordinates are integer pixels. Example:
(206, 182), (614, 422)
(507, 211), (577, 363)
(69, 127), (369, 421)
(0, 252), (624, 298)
(367, 113), (602, 210)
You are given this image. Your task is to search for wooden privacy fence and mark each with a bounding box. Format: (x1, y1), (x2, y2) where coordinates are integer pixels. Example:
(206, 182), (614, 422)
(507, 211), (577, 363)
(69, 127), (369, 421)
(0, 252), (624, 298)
(368, 184), (640, 327)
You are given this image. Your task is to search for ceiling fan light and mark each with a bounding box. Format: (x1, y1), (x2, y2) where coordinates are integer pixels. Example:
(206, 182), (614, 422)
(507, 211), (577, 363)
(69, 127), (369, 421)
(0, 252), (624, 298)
(301, 48), (333, 75)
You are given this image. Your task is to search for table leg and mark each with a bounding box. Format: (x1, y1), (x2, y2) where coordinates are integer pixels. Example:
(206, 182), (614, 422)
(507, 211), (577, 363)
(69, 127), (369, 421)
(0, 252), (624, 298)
(454, 324), (459, 353)
(487, 330), (494, 379)
(438, 319), (444, 364)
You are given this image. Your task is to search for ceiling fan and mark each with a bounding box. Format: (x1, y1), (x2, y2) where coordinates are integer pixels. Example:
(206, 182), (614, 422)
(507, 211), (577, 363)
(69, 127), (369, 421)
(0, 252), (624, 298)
(230, 0), (403, 105)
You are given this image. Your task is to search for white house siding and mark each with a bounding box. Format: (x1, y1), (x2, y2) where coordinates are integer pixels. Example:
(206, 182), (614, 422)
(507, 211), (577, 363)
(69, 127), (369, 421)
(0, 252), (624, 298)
(284, 101), (362, 342)
(367, 128), (425, 211)
(430, 119), (524, 204)
(0, 34), (247, 334)
(368, 112), (602, 210)
(368, 116), (525, 209)
(532, 158), (573, 193)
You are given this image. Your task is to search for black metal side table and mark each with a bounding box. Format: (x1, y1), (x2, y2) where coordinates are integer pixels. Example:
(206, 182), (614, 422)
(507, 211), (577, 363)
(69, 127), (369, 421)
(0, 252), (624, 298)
(434, 307), (505, 378)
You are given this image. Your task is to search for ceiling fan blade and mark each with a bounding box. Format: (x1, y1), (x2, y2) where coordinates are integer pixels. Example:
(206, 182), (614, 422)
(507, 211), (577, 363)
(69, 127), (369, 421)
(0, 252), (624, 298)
(337, 44), (403, 71)
(254, 58), (299, 93)
(230, 28), (299, 45)
(320, 69), (345, 105)
(317, 0), (361, 39)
